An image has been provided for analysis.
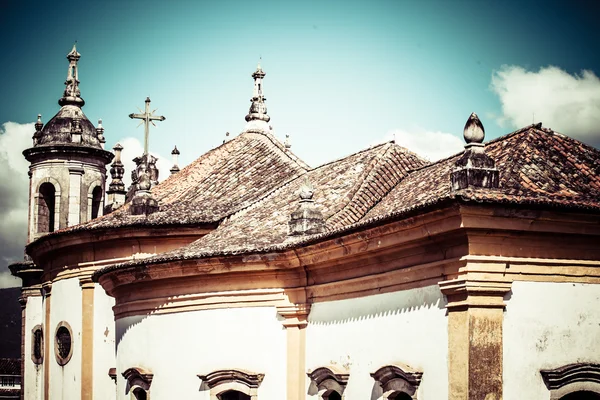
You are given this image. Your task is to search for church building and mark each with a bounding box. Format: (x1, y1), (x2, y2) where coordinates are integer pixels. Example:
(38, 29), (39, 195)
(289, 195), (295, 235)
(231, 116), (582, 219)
(9, 46), (600, 400)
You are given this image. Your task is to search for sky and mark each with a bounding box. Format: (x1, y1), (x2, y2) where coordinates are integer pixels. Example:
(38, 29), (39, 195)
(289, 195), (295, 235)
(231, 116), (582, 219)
(1, 0), (600, 287)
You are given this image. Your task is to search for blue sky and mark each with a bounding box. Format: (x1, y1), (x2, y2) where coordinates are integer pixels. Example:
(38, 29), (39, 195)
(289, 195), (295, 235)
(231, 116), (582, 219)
(1, 0), (600, 286)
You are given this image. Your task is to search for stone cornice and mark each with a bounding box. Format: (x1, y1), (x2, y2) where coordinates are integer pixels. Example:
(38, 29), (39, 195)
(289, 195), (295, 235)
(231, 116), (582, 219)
(198, 369), (264, 389)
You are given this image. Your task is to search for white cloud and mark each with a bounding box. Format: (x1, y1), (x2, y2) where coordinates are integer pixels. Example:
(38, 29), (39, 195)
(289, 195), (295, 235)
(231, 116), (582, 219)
(0, 122), (33, 288)
(491, 65), (600, 146)
(384, 128), (465, 161)
(109, 137), (173, 189)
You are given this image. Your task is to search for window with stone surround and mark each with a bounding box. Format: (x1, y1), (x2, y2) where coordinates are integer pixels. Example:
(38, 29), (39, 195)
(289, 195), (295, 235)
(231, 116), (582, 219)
(37, 182), (56, 233)
(198, 369), (264, 400)
(370, 364), (423, 400)
(123, 367), (153, 400)
(31, 325), (43, 364)
(541, 363), (600, 399)
(91, 186), (103, 219)
(307, 366), (349, 400)
(54, 322), (73, 366)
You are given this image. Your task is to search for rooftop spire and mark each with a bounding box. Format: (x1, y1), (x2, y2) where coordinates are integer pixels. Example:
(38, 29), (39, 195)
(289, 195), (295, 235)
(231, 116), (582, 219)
(245, 60), (270, 123)
(58, 43), (85, 107)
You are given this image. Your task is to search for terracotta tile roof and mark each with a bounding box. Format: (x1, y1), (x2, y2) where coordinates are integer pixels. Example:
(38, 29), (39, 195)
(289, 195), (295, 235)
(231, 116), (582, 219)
(94, 142), (428, 274)
(36, 131), (309, 239)
(365, 124), (600, 220)
(93, 124), (600, 279)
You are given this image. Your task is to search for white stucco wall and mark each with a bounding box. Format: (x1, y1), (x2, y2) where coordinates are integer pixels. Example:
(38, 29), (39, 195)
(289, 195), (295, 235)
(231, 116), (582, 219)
(115, 306), (287, 399)
(24, 295), (43, 400)
(306, 285), (448, 400)
(93, 284), (117, 399)
(49, 277), (82, 400)
(504, 281), (600, 399)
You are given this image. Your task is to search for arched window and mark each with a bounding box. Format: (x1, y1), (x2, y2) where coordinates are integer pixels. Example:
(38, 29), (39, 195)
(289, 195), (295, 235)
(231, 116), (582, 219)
(561, 392), (600, 400)
(219, 390), (251, 400)
(31, 325), (43, 364)
(91, 186), (103, 219)
(38, 182), (56, 233)
(131, 387), (147, 400)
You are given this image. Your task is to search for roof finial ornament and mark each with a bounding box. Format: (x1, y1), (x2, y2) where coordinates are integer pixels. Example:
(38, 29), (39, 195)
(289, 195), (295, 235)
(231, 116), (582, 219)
(129, 97), (166, 155)
(105, 143), (127, 213)
(244, 60), (270, 129)
(96, 119), (106, 148)
(58, 43), (85, 107)
(170, 146), (180, 175)
(32, 114), (43, 146)
(223, 131), (230, 144)
(451, 112), (499, 190)
(288, 177), (325, 236)
(284, 134), (292, 150)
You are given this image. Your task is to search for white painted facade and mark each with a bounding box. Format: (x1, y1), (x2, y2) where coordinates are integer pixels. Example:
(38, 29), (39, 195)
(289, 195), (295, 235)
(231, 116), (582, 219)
(47, 278), (82, 400)
(503, 281), (600, 399)
(115, 307), (287, 399)
(93, 284), (117, 400)
(23, 295), (43, 400)
(307, 285), (448, 400)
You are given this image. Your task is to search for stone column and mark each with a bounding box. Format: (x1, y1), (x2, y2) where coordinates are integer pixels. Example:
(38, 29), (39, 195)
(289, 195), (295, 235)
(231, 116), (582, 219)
(439, 278), (511, 400)
(79, 276), (95, 400)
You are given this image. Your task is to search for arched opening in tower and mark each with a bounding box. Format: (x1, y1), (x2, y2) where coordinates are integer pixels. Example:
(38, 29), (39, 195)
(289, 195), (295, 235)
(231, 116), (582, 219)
(38, 182), (56, 233)
(91, 186), (103, 219)
(218, 390), (251, 400)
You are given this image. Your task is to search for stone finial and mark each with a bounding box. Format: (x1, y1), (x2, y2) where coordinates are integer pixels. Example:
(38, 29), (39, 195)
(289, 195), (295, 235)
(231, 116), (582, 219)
(129, 153), (159, 215)
(59, 43), (85, 107)
(96, 119), (106, 148)
(463, 112), (485, 144)
(71, 110), (83, 143)
(170, 146), (180, 175)
(33, 114), (43, 146)
(35, 114), (43, 131)
(284, 134), (291, 149)
(245, 61), (270, 124)
(451, 113), (499, 190)
(105, 143), (127, 213)
(288, 178), (325, 236)
(223, 132), (230, 144)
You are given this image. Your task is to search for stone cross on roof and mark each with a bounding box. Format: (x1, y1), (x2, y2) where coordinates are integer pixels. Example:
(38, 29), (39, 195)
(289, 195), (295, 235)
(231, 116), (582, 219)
(129, 97), (166, 155)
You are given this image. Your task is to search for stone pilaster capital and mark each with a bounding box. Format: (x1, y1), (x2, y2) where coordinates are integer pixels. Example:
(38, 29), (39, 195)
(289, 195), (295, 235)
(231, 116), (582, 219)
(439, 278), (512, 310)
(42, 282), (52, 298)
(79, 275), (95, 289)
(277, 303), (311, 328)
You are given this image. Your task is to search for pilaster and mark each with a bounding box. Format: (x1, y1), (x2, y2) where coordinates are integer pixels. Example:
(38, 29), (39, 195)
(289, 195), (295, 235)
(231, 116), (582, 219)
(79, 276), (95, 400)
(439, 278), (511, 400)
(277, 294), (310, 400)
(42, 282), (52, 400)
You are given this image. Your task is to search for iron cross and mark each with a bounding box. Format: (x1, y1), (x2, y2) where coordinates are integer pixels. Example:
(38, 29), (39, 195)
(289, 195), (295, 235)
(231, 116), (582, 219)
(129, 97), (166, 155)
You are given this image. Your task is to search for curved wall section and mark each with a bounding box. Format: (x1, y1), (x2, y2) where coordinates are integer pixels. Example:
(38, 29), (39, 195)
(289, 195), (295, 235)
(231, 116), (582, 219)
(115, 306), (286, 399)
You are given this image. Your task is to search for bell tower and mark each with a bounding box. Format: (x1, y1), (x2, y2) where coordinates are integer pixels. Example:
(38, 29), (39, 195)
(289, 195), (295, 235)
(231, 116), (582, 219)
(23, 44), (114, 243)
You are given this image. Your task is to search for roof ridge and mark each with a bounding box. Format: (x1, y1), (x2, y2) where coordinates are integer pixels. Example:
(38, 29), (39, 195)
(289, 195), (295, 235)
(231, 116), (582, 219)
(326, 143), (427, 229)
(251, 130), (311, 170)
(311, 141), (394, 170)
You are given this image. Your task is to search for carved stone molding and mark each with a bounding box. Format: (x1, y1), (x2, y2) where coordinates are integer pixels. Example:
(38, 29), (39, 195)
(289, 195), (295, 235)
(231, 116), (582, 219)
(123, 367), (153, 393)
(541, 363), (600, 399)
(371, 364), (423, 399)
(198, 369), (264, 400)
(42, 282), (52, 298)
(79, 275), (95, 289)
(307, 366), (349, 398)
(439, 278), (511, 310)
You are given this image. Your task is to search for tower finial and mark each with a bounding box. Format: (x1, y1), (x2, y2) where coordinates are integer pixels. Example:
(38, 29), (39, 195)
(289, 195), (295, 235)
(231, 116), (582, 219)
(245, 61), (270, 124)
(58, 43), (85, 107)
